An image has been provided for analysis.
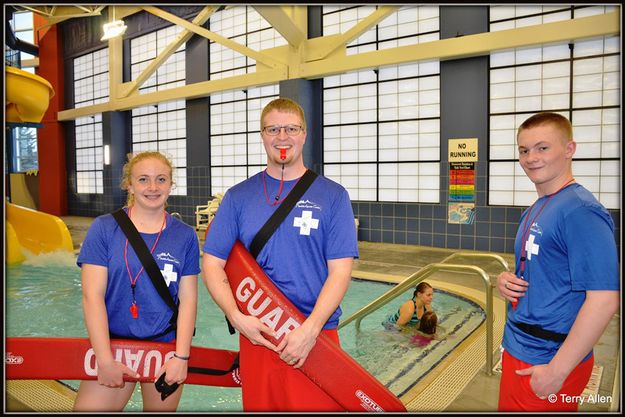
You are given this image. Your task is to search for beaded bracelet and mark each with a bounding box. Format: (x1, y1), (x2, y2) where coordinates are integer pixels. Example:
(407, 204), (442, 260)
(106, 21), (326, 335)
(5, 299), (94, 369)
(173, 353), (190, 360)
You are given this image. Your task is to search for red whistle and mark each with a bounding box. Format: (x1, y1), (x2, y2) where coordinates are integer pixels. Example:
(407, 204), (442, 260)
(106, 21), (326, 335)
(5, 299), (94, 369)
(130, 303), (139, 319)
(511, 301), (518, 310)
(280, 148), (286, 160)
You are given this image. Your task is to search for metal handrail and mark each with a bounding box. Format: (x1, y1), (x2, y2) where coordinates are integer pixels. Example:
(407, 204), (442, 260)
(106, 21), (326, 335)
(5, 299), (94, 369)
(340, 263), (439, 330)
(340, 262), (498, 375)
(440, 251), (510, 275)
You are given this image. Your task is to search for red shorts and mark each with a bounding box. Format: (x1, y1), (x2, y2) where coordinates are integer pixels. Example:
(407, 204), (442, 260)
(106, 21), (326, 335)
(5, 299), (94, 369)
(498, 349), (594, 412)
(239, 329), (344, 412)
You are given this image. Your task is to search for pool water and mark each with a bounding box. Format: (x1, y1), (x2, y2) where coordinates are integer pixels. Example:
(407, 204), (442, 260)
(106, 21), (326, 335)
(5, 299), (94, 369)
(6, 255), (242, 412)
(339, 279), (486, 397)
(6, 254), (485, 411)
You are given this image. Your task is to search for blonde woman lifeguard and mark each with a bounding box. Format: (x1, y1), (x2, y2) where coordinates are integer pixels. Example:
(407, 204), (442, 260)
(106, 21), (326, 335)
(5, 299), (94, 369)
(74, 151), (199, 411)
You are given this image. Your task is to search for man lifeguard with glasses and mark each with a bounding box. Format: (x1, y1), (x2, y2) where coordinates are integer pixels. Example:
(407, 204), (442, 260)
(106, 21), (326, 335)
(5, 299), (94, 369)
(202, 97), (359, 411)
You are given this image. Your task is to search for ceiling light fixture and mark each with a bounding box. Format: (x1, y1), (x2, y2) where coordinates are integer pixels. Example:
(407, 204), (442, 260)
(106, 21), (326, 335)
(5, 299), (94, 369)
(101, 7), (127, 41)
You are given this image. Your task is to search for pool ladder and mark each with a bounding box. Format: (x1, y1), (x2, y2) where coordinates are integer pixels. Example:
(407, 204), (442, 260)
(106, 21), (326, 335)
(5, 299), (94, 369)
(339, 252), (509, 376)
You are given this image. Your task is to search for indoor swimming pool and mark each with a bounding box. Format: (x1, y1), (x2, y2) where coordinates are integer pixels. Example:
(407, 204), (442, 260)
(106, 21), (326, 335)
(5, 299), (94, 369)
(6, 253), (485, 411)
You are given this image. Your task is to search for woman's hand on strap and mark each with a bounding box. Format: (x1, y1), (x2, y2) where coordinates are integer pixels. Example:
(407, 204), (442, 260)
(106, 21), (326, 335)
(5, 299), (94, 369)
(156, 354), (189, 386)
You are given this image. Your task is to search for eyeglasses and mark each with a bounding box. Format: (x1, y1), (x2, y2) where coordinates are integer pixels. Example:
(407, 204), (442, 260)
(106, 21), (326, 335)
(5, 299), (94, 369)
(262, 124), (303, 136)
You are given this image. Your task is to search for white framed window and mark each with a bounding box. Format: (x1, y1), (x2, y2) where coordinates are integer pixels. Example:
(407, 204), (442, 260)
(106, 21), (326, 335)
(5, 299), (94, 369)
(208, 6), (285, 193)
(322, 6), (441, 203)
(209, 6), (287, 81)
(209, 86), (279, 194)
(130, 26), (188, 195)
(12, 126), (38, 172)
(488, 5), (620, 209)
(9, 10), (35, 63)
(73, 48), (108, 194)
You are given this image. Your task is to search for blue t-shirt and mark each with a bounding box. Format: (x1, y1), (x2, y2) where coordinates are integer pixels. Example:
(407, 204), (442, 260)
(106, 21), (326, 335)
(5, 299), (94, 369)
(77, 210), (200, 342)
(503, 184), (619, 365)
(203, 170), (359, 329)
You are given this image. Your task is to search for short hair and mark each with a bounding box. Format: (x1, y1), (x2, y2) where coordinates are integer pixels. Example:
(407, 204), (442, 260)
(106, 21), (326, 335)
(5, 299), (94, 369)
(260, 97), (307, 131)
(418, 311), (438, 335)
(517, 112), (573, 142)
(120, 151), (174, 207)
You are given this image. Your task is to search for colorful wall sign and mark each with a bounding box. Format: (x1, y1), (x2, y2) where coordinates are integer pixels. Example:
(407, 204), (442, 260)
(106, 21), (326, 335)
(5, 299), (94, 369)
(448, 138), (477, 224)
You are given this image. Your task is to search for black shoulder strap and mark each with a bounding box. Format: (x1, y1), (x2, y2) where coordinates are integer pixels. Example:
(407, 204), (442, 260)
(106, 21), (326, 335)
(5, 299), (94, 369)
(188, 353), (240, 377)
(249, 169), (318, 259)
(223, 169), (318, 336)
(112, 209), (179, 316)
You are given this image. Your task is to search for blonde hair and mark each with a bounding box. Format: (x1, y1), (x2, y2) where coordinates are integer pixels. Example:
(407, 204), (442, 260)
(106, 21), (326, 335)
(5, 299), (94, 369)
(260, 97), (307, 132)
(517, 112), (573, 143)
(120, 151), (175, 207)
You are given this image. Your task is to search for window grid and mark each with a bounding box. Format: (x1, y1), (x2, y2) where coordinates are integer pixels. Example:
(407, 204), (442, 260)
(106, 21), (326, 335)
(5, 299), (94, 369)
(209, 87), (279, 194)
(130, 26), (187, 196)
(73, 49), (108, 194)
(75, 115), (104, 194)
(322, 5), (441, 203)
(74, 48), (109, 107)
(208, 7), (285, 193)
(12, 127), (38, 172)
(10, 11), (35, 62)
(208, 7), (287, 81)
(9, 13), (39, 172)
(488, 5), (620, 209)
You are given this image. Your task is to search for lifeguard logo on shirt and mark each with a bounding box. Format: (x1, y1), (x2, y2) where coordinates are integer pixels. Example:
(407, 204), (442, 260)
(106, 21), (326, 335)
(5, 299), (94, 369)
(160, 263), (178, 286)
(156, 253), (180, 286)
(293, 210), (319, 236)
(156, 252), (180, 287)
(525, 222), (543, 260)
(156, 252), (180, 265)
(296, 199), (321, 211)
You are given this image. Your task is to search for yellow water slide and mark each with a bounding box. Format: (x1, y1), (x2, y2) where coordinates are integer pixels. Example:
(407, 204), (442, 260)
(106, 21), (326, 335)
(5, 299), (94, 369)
(6, 202), (74, 264)
(5, 66), (55, 124)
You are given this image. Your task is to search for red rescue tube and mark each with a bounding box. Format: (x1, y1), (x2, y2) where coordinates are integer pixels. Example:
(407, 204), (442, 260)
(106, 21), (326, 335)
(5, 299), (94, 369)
(224, 240), (406, 412)
(6, 337), (241, 387)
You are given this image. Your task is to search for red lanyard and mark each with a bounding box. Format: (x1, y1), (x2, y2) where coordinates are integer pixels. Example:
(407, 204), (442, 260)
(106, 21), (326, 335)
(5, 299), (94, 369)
(262, 167), (307, 206)
(124, 207), (166, 318)
(518, 178), (575, 278)
(263, 168), (286, 206)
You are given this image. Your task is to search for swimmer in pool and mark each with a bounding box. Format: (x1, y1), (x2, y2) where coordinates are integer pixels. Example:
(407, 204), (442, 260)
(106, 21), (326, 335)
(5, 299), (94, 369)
(382, 281), (434, 331)
(410, 311), (441, 346)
